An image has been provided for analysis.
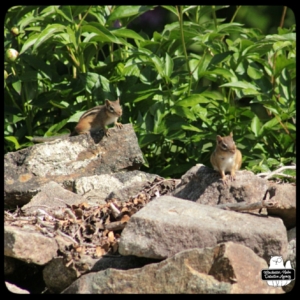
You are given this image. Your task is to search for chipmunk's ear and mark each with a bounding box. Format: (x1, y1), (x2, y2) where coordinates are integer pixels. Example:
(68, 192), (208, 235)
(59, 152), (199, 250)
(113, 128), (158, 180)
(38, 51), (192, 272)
(105, 99), (110, 106)
(229, 132), (233, 137)
(216, 135), (222, 142)
(116, 97), (120, 103)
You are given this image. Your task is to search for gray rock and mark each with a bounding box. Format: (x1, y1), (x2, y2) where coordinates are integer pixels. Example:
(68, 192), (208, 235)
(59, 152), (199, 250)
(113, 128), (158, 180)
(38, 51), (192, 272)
(119, 196), (288, 262)
(62, 247), (232, 294)
(43, 258), (78, 293)
(43, 254), (160, 293)
(283, 227), (296, 292)
(21, 181), (86, 214)
(267, 183), (296, 229)
(172, 164), (269, 207)
(4, 124), (144, 208)
(74, 170), (157, 204)
(4, 225), (58, 265)
(62, 242), (283, 294)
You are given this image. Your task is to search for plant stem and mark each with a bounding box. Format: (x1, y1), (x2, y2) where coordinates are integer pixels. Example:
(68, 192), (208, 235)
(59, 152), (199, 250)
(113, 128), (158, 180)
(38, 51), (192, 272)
(78, 6), (92, 28)
(230, 5), (241, 23)
(221, 6), (241, 42)
(190, 49), (208, 76)
(279, 6), (287, 28)
(109, 43), (114, 62)
(177, 6), (192, 96)
(211, 6), (218, 30)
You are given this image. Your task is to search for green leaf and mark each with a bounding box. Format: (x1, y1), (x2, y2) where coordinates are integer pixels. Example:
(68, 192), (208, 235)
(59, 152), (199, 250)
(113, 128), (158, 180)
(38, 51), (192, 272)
(129, 48), (165, 77)
(20, 33), (39, 54)
(265, 33), (296, 42)
(133, 90), (161, 102)
(49, 100), (68, 109)
(55, 6), (73, 22)
(164, 52), (173, 78)
(66, 25), (77, 48)
(33, 24), (66, 51)
(112, 28), (145, 41)
(278, 68), (291, 100)
(139, 133), (159, 148)
(181, 124), (202, 132)
(166, 130), (186, 140)
(68, 111), (84, 123)
(22, 54), (53, 80)
(267, 158), (280, 167)
(108, 6), (153, 22)
(217, 22), (244, 33)
(12, 80), (22, 95)
(161, 5), (178, 16)
(274, 54), (295, 78)
(251, 115), (261, 137)
(45, 118), (69, 135)
(175, 95), (210, 107)
(208, 52), (232, 67)
(247, 65), (263, 80)
(170, 106), (196, 121)
(79, 72), (110, 94)
(259, 117), (279, 135)
(82, 23), (120, 44)
(202, 68), (233, 80)
(220, 81), (259, 91)
(5, 136), (20, 149)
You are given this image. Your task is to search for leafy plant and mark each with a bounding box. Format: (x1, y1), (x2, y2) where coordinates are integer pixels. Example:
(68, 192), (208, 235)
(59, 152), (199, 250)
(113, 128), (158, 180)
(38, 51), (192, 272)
(4, 5), (296, 180)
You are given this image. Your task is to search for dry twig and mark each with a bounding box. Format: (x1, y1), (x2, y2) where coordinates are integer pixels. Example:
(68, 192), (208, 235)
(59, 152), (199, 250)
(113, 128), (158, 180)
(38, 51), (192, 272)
(257, 165), (296, 180)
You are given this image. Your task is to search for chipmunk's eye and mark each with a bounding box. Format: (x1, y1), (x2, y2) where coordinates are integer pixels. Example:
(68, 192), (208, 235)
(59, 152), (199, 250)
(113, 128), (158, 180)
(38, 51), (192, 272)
(109, 106), (115, 112)
(221, 142), (227, 149)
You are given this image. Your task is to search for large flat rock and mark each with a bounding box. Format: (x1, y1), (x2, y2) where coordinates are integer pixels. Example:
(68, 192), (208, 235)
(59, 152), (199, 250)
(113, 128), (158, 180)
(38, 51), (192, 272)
(118, 196), (288, 262)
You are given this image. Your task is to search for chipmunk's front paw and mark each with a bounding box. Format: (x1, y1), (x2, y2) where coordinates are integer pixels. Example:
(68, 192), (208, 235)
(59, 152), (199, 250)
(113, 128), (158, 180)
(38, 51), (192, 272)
(115, 122), (123, 129)
(229, 173), (236, 181)
(104, 129), (110, 137)
(221, 175), (228, 185)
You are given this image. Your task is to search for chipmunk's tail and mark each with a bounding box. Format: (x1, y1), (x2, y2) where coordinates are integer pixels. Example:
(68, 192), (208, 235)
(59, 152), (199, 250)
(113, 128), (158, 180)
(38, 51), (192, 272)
(31, 134), (70, 143)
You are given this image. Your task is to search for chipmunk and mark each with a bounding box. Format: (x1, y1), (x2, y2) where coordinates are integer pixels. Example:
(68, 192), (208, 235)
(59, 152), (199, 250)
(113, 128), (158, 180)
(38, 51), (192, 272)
(32, 98), (123, 142)
(210, 132), (242, 184)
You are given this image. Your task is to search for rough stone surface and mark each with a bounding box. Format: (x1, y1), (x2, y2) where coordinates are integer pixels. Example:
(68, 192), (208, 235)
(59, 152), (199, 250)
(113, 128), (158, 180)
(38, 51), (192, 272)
(62, 247), (232, 294)
(105, 170), (158, 202)
(62, 242), (283, 294)
(286, 227), (296, 270)
(43, 258), (78, 293)
(267, 183), (296, 229)
(283, 227), (296, 292)
(21, 181), (86, 214)
(74, 170), (157, 204)
(172, 164), (269, 207)
(119, 196), (288, 262)
(90, 255), (160, 272)
(43, 255), (160, 293)
(4, 124), (144, 208)
(4, 225), (58, 265)
(209, 242), (283, 294)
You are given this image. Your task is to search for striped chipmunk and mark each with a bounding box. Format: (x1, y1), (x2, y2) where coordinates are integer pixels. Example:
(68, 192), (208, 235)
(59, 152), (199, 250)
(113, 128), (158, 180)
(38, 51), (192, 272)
(210, 132), (242, 184)
(32, 98), (123, 142)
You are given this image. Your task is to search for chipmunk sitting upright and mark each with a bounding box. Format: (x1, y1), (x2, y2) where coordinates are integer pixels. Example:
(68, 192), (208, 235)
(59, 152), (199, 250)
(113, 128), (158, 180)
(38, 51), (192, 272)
(210, 132), (242, 184)
(32, 98), (123, 142)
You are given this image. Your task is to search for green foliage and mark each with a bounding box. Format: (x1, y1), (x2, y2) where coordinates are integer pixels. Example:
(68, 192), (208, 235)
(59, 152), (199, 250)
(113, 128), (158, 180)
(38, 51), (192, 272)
(4, 6), (296, 180)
